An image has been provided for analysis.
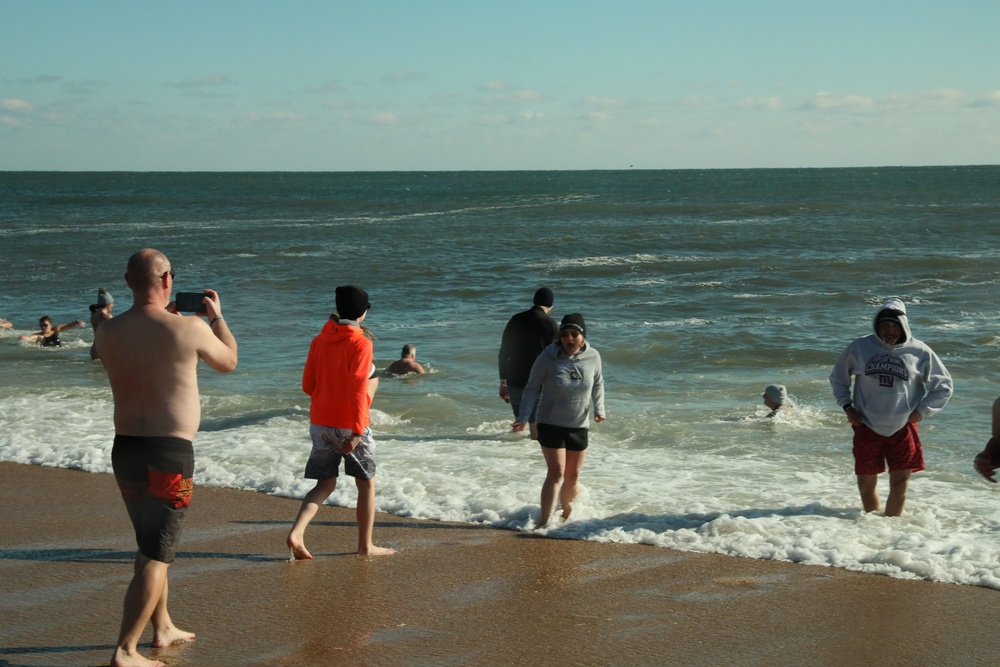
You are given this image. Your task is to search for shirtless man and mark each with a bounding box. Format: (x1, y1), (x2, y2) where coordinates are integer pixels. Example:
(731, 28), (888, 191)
(386, 344), (425, 375)
(95, 249), (237, 667)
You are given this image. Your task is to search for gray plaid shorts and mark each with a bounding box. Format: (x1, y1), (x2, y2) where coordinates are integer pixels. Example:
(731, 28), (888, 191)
(303, 424), (376, 481)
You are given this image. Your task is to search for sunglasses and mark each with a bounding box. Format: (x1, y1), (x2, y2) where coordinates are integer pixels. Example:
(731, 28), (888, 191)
(160, 269), (175, 280)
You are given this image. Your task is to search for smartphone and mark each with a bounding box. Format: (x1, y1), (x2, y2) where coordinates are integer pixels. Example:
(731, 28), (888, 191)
(175, 291), (207, 313)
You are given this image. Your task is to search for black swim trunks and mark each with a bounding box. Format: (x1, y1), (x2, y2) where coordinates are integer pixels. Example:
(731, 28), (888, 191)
(112, 435), (194, 564)
(536, 423), (589, 452)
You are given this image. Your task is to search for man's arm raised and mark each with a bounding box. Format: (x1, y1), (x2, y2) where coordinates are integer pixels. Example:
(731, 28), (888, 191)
(195, 289), (237, 373)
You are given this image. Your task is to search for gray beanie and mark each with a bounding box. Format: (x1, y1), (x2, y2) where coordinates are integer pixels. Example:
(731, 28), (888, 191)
(97, 288), (113, 307)
(763, 384), (788, 406)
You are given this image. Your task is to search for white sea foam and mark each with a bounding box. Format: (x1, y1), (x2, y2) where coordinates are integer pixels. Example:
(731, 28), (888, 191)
(4, 385), (1000, 589)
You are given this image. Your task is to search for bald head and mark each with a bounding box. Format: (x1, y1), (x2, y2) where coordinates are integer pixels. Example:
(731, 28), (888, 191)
(125, 248), (171, 291)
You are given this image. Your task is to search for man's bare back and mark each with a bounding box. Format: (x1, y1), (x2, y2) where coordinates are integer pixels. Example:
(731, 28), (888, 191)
(387, 357), (424, 376)
(98, 249), (237, 667)
(98, 306), (235, 440)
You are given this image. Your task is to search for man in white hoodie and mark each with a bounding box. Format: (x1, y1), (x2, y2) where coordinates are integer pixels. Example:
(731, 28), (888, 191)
(830, 298), (953, 516)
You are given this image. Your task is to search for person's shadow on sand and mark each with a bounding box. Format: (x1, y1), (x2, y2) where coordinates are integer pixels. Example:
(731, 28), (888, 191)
(532, 502), (861, 539)
(0, 643), (117, 667)
(0, 546), (287, 564)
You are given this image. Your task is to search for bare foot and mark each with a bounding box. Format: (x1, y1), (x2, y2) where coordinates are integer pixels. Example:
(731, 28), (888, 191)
(538, 512), (566, 528)
(287, 535), (313, 560)
(152, 626), (196, 648)
(110, 647), (165, 667)
(359, 545), (396, 556)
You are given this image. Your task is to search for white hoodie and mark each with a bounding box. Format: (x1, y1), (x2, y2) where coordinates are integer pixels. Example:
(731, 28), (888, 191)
(829, 298), (953, 437)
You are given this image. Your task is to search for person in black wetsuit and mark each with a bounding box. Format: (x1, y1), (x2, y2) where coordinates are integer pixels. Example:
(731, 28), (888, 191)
(19, 315), (84, 346)
(498, 287), (558, 439)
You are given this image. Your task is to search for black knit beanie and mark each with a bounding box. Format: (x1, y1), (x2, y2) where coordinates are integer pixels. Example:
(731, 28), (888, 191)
(560, 313), (586, 338)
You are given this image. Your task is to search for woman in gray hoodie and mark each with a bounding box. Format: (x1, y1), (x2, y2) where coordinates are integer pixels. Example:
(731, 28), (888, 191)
(514, 313), (605, 526)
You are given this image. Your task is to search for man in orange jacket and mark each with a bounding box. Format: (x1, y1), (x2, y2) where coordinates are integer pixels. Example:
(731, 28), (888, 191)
(287, 285), (395, 559)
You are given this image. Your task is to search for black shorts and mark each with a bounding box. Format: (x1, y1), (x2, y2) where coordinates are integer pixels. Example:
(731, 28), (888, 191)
(112, 435), (194, 564)
(536, 423), (589, 452)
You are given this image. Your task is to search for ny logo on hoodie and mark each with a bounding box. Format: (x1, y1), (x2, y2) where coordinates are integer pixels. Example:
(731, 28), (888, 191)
(865, 353), (909, 388)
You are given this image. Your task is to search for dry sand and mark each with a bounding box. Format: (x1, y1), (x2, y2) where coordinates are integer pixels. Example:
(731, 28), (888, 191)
(2, 461), (998, 666)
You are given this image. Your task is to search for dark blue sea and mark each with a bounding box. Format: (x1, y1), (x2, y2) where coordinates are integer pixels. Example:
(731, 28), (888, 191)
(3, 167), (1000, 586)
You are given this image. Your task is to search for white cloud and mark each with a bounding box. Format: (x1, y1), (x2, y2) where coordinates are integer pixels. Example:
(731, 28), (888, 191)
(368, 112), (400, 125)
(586, 111), (613, 122)
(735, 97), (781, 110)
(967, 91), (1000, 109)
(585, 95), (624, 108)
(884, 89), (964, 112)
(0, 98), (36, 112)
(494, 90), (543, 103)
(480, 80), (510, 92)
(797, 88), (1000, 115)
(800, 92), (874, 111)
(518, 110), (545, 122)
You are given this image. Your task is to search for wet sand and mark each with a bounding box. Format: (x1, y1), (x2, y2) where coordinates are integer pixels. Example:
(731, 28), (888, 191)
(2, 461), (998, 666)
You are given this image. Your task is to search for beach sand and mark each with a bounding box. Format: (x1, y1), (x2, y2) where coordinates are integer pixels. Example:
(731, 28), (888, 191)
(2, 461), (998, 667)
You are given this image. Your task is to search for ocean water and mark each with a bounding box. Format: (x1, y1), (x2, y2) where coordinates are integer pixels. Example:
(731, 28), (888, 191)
(3, 167), (1000, 587)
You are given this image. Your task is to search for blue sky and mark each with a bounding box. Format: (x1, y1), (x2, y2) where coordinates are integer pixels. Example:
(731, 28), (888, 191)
(2, 1), (998, 170)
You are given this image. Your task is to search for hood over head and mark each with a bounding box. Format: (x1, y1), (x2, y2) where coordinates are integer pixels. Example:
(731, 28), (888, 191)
(872, 297), (910, 345)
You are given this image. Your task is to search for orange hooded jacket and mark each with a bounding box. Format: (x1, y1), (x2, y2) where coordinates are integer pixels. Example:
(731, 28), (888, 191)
(302, 319), (373, 434)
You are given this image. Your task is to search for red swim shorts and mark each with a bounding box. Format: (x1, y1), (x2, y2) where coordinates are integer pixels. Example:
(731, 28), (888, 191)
(852, 422), (924, 476)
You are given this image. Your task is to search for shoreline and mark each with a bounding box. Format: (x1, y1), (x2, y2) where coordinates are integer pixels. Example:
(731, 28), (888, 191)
(2, 460), (998, 666)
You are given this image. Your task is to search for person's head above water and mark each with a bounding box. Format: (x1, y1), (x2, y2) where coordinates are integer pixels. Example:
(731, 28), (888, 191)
(763, 384), (788, 410)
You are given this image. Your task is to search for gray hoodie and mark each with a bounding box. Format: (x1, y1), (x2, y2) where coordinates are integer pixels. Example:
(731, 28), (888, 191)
(518, 341), (605, 429)
(829, 298), (953, 437)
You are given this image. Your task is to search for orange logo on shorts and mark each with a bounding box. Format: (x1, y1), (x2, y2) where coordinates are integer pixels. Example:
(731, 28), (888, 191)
(149, 471), (194, 509)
